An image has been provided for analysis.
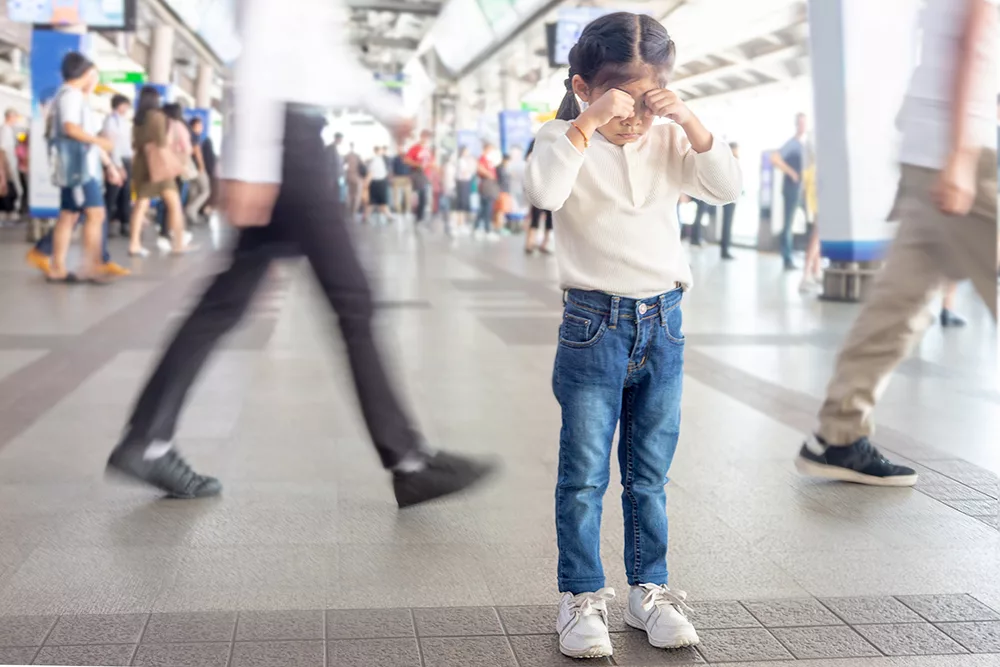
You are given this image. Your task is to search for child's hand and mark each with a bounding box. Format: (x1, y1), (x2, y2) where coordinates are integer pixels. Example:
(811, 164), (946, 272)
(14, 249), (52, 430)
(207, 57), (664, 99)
(578, 89), (636, 131)
(644, 89), (693, 125)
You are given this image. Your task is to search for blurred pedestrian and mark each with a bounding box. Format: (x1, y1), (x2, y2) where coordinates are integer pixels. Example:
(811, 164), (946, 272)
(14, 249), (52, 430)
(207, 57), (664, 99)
(102, 94), (133, 236)
(365, 145), (390, 224)
(720, 142), (740, 260)
(770, 113), (810, 270)
(106, 0), (494, 507)
(185, 116), (212, 224)
(797, 0), (997, 486)
(0, 109), (21, 220)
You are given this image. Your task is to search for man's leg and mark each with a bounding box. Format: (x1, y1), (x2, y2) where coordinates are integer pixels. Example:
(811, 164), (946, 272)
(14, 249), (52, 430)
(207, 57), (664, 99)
(108, 246), (272, 497)
(721, 202), (736, 258)
(690, 200), (705, 245)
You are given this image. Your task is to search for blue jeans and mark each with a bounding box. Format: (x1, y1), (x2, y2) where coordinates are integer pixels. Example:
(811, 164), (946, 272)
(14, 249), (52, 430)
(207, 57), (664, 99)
(781, 185), (802, 265)
(35, 179), (111, 263)
(553, 288), (685, 594)
(474, 196), (494, 232)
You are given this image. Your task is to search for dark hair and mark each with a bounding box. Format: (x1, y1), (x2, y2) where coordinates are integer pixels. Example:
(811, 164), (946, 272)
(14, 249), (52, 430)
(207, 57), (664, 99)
(111, 94), (130, 111)
(134, 86), (161, 126)
(729, 141), (739, 150)
(163, 103), (183, 122)
(556, 12), (676, 121)
(189, 116), (203, 129)
(61, 52), (95, 82)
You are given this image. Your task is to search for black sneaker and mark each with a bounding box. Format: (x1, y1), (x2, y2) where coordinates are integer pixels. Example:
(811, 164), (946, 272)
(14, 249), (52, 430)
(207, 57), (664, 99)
(107, 445), (222, 499)
(795, 435), (918, 487)
(394, 451), (496, 509)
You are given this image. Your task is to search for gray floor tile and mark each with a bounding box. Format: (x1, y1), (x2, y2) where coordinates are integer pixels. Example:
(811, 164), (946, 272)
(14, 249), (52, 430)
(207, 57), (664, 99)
(897, 595), (1000, 622)
(771, 625), (881, 659)
(328, 638), (421, 667)
(820, 597), (925, 624)
(230, 640), (325, 667)
(695, 628), (794, 662)
(33, 643), (136, 665)
(419, 636), (518, 667)
(46, 613), (148, 646)
(326, 608), (414, 639)
(609, 632), (705, 664)
(497, 606), (556, 635)
(132, 642), (231, 667)
(742, 599), (843, 627)
(942, 500), (999, 516)
(685, 601), (761, 629)
(854, 623), (969, 656)
(236, 610), (324, 641)
(0, 615), (57, 647)
(0, 646), (38, 664)
(142, 611), (237, 643)
(508, 635), (613, 666)
(413, 606), (503, 637)
(937, 621), (1000, 653)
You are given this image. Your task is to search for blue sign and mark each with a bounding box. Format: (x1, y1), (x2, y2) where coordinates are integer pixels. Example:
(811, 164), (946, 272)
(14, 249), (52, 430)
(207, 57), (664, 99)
(552, 7), (615, 66)
(9, 0), (127, 28)
(457, 130), (482, 157)
(498, 110), (532, 156)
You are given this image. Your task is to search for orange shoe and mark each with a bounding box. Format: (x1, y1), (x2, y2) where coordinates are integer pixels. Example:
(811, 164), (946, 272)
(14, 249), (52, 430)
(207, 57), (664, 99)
(26, 248), (51, 275)
(101, 261), (131, 277)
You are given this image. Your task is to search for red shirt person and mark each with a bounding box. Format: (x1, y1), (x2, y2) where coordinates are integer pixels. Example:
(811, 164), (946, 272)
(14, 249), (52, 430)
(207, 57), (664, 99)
(404, 130), (433, 220)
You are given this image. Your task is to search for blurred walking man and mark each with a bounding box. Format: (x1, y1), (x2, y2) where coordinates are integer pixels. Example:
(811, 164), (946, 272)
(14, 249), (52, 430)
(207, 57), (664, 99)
(107, 0), (494, 508)
(797, 0), (997, 486)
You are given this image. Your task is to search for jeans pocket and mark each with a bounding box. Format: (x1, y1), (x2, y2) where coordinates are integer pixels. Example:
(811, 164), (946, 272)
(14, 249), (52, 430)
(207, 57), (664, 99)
(559, 307), (608, 349)
(664, 306), (686, 346)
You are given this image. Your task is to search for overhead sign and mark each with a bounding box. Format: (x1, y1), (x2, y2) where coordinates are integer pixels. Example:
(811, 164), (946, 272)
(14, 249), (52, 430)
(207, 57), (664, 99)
(101, 71), (147, 84)
(8, 0), (133, 28)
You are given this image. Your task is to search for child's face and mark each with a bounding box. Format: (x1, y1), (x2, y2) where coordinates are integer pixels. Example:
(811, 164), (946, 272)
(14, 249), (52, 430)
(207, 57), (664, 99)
(587, 75), (661, 146)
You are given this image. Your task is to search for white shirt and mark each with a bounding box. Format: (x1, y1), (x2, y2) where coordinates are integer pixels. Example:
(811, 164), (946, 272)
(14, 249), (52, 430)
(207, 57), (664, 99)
(0, 124), (17, 176)
(101, 112), (133, 166)
(224, 0), (406, 184)
(525, 120), (742, 298)
(367, 155), (388, 180)
(456, 155), (477, 181)
(897, 0), (998, 169)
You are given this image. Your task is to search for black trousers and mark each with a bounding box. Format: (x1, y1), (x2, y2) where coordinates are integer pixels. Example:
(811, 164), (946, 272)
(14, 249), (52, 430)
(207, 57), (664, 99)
(720, 202), (736, 256)
(122, 107), (421, 469)
(105, 158), (133, 232)
(691, 199), (716, 245)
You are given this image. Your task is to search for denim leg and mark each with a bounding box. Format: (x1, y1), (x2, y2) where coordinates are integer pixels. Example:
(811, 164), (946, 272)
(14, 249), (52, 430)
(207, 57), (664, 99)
(553, 309), (630, 595)
(101, 212), (110, 263)
(618, 307), (685, 587)
(781, 187), (799, 265)
(35, 229), (53, 254)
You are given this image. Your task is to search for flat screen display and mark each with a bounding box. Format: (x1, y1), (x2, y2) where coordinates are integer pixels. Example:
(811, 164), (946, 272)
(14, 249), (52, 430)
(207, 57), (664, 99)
(7, 0), (129, 28)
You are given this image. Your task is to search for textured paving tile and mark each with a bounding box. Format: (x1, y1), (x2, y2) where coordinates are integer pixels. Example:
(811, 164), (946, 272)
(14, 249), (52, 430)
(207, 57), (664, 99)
(942, 499), (1000, 516)
(937, 621), (1000, 653)
(414, 606), (504, 637)
(496, 606), (555, 635)
(685, 601), (761, 629)
(897, 595), (1000, 622)
(327, 638), (421, 667)
(230, 640), (325, 667)
(0, 646), (38, 664)
(0, 615), (57, 647)
(508, 634), (613, 666)
(419, 636), (518, 667)
(46, 613), (148, 645)
(820, 597), (925, 624)
(236, 610), (324, 641)
(696, 628), (793, 662)
(609, 632), (705, 664)
(742, 599), (842, 627)
(132, 642), (231, 667)
(854, 623), (969, 656)
(326, 608), (414, 639)
(33, 643), (136, 665)
(771, 625), (881, 659)
(142, 611), (237, 643)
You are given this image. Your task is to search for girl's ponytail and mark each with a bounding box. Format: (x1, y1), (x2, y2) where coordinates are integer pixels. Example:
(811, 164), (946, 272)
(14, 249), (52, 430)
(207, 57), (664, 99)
(556, 73), (581, 121)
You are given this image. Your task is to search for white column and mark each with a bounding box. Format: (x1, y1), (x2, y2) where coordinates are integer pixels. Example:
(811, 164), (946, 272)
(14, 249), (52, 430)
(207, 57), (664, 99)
(809, 0), (920, 263)
(148, 25), (175, 85)
(195, 64), (214, 108)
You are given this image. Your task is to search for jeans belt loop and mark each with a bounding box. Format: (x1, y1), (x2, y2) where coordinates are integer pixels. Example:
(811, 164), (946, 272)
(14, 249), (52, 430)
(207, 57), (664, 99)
(609, 296), (620, 329)
(659, 295), (668, 327)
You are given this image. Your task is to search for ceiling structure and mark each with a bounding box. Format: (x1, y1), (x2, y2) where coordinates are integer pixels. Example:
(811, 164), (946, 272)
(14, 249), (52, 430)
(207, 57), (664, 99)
(348, 0), (443, 75)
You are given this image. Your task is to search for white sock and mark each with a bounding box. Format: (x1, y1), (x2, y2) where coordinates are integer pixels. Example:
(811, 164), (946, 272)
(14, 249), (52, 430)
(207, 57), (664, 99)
(393, 451), (429, 474)
(143, 440), (174, 461)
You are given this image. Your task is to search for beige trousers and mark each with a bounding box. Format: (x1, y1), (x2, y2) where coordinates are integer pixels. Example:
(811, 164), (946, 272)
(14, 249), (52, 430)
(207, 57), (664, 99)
(818, 150), (997, 445)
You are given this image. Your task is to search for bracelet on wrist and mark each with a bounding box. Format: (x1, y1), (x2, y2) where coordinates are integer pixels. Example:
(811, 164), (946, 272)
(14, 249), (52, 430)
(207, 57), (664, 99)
(570, 122), (590, 149)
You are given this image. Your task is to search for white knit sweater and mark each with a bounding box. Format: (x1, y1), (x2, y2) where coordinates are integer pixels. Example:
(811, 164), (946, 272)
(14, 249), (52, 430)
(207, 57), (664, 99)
(525, 120), (742, 298)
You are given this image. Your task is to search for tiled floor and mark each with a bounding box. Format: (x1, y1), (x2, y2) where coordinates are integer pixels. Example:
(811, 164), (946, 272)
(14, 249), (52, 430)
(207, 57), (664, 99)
(0, 223), (998, 667)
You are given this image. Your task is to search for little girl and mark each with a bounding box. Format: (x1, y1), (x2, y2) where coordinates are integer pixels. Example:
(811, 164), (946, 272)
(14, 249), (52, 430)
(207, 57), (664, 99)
(524, 12), (741, 660)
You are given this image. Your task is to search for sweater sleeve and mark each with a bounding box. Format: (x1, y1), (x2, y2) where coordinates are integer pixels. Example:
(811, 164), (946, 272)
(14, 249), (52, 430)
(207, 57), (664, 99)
(524, 120), (586, 212)
(678, 132), (743, 206)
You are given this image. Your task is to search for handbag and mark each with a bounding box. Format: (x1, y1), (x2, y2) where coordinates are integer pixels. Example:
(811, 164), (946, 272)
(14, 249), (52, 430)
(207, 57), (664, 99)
(144, 142), (182, 183)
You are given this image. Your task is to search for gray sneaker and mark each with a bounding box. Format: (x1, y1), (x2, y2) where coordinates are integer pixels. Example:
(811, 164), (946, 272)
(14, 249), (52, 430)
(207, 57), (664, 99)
(107, 446), (222, 499)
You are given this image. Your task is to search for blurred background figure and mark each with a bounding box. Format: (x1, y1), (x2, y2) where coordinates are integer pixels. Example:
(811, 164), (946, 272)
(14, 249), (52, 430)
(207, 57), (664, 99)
(185, 116), (213, 224)
(101, 94), (133, 237)
(770, 112), (811, 271)
(797, 0), (997, 487)
(0, 109), (22, 222)
(365, 145), (391, 225)
(719, 142), (740, 260)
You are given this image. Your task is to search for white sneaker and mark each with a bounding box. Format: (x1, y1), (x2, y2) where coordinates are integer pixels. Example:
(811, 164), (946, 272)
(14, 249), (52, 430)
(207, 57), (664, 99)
(625, 584), (700, 649)
(556, 588), (615, 659)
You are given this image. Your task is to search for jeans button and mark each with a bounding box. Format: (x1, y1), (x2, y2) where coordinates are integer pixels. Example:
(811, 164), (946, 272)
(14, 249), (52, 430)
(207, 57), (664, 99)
(638, 303), (648, 316)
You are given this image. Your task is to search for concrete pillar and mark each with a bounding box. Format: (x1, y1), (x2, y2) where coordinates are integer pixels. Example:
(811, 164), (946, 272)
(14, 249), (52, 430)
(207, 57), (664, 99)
(9, 48), (23, 74)
(148, 25), (175, 85)
(808, 0), (919, 300)
(195, 64), (214, 108)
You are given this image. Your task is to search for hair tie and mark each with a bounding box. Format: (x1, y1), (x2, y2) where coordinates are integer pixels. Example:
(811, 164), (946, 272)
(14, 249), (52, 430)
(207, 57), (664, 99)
(563, 77), (573, 93)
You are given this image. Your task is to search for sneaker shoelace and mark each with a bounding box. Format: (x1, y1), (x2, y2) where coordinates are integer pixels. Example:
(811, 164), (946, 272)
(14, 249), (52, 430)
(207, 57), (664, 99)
(855, 438), (891, 465)
(637, 583), (693, 615)
(160, 450), (203, 493)
(569, 588), (616, 619)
